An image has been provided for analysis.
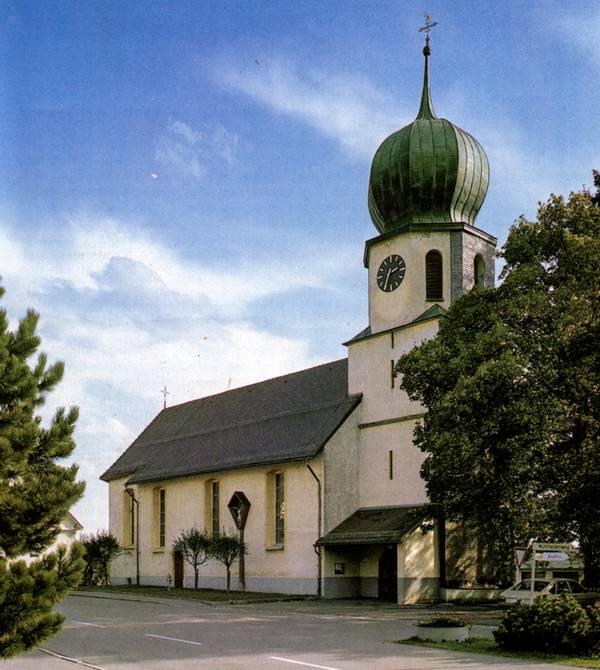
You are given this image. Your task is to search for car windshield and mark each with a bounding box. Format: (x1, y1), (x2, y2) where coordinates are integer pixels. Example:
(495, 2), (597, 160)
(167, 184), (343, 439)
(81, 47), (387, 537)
(569, 582), (586, 593)
(512, 580), (550, 592)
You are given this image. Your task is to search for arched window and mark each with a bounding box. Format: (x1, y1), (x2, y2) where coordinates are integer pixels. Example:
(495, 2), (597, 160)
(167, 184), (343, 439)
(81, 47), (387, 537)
(425, 250), (443, 301)
(474, 254), (485, 288)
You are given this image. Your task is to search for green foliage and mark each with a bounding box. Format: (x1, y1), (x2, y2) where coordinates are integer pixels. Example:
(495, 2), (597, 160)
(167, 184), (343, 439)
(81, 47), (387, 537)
(396, 178), (600, 585)
(417, 614), (472, 628)
(172, 528), (211, 589)
(0, 287), (85, 657)
(0, 543), (85, 657)
(494, 596), (600, 655)
(209, 531), (247, 594)
(81, 531), (121, 586)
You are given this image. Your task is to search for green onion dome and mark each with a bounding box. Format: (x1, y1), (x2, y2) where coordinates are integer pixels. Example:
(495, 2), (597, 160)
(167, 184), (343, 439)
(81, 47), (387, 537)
(368, 43), (489, 233)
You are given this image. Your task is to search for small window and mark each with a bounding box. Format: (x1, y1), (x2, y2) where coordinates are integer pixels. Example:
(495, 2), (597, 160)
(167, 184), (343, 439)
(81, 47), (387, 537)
(425, 251), (443, 301)
(474, 254), (485, 288)
(275, 472), (285, 545)
(159, 489), (166, 547)
(153, 487), (166, 548)
(122, 491), (135, 546)
(266, 470), (285, 547)
(205, 479), (220, 537)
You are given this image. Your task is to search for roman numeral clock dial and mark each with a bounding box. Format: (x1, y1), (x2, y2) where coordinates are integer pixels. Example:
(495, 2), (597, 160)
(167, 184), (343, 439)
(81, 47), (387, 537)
(376, 254), (406, 292)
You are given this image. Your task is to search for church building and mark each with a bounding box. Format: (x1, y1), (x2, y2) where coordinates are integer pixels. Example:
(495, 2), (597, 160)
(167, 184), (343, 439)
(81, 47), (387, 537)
(101, 34), (496, 604)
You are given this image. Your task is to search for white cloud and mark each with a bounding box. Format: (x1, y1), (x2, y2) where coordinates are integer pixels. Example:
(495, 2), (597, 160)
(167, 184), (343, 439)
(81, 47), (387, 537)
(0, 213), (354, 532)
(155, 117), (239, 179)
(218, 60), (407, 159)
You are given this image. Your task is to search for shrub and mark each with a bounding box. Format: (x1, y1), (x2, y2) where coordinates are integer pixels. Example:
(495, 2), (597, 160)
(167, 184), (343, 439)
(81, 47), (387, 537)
(417, 614), (472, 628)
(494, 596), (593, 655)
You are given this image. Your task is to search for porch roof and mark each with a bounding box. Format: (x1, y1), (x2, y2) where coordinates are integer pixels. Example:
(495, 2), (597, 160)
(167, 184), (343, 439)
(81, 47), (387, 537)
(316, 505), (427, 546)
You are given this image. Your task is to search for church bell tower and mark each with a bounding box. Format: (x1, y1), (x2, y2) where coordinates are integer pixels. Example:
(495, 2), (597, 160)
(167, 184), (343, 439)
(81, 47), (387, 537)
(345, 21), (497, 510)
(365, 22), (496, 334)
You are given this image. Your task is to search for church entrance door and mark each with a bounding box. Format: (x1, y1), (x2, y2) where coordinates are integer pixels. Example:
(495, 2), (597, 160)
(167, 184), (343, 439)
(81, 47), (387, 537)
(173, 551), (184, 588)
(378, 546), (398, 602)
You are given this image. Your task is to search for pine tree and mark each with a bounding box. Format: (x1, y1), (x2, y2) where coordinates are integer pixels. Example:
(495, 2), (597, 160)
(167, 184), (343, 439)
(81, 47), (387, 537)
(0, 287), (85, 658)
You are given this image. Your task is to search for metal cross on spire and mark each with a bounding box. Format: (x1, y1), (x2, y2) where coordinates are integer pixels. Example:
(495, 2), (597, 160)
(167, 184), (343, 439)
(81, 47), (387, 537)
(161, 384), (170, 409)
(418, 13), (438, 51)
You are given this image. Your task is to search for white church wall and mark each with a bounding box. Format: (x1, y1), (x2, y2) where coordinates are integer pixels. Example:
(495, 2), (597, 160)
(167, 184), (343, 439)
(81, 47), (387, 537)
(323, 410), (360, 533)
(397, 524), (439, 604)
(358, 420), (427, 508)
(109, 459), (323, 594)
(347, 319), (437, 425)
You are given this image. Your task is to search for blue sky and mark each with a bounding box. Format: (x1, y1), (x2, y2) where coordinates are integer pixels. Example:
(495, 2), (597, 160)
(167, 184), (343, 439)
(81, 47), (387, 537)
(1, 0), (598, 533)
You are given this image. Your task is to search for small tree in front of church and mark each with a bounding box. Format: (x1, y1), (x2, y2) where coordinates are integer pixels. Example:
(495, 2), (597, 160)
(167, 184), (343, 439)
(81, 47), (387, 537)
(0, 287), (86, 657)
(209, 531), (247, 594)
(172, 528), (211, 590)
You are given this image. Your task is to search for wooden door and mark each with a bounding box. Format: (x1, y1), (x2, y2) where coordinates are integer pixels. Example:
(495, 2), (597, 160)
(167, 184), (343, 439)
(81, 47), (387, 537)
(173, 551), (184, 588)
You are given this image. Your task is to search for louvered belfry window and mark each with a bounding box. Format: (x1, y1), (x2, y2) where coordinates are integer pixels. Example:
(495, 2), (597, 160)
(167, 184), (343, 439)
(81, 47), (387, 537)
(426, 250), (443, 301)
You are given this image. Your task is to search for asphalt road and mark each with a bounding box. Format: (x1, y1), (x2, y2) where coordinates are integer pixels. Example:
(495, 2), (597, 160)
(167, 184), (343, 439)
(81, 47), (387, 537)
(1, 594), (573, 670)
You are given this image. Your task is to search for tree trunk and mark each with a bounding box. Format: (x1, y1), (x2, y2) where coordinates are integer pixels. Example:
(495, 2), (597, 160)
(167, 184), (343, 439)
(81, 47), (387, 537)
(226, 567), (231, 594)
(194, 569), (198, 590)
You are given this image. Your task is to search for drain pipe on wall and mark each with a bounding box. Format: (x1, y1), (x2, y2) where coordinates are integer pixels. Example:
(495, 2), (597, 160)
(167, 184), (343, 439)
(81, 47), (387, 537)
(125, 487), (140, 586)
(305, 459), (322, 597)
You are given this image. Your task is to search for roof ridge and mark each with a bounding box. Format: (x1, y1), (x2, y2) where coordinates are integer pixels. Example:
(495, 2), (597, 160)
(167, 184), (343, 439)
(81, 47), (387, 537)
(132, 396), (357, 450)
(159, 358), (347, 412)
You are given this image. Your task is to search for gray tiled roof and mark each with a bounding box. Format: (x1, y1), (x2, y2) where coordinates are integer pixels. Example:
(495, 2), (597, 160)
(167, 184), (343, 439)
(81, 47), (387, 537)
(101, 359), (360, 484)
(316, 505), (427, 546)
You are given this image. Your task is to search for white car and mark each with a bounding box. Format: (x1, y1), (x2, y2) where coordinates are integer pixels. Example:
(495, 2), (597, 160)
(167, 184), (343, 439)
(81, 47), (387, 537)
(501, 578), (600, 606)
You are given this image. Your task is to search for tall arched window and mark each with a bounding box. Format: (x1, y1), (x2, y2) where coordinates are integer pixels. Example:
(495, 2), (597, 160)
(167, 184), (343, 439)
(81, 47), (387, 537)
(426, 250), (443, 301)
(474, 254), (485, 288)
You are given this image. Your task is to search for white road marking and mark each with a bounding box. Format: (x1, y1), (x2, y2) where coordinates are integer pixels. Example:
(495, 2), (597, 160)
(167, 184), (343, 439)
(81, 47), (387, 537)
(270, 657), (342, 670)
(38, 647), (106, 670)
(144, 633), (204, 646)
(71, 620), (106, 628)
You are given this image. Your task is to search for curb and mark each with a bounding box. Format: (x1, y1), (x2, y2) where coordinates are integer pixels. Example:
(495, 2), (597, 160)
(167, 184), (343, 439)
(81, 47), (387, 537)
(70, 590), (317, 607)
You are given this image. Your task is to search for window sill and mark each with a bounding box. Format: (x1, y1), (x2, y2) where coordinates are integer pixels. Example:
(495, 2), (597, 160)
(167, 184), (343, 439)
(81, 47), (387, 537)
(266, 544), (285, 552)
(152, 548), (165, 554)
(425, 298), (444, 302)
(122, 545), (135, 552)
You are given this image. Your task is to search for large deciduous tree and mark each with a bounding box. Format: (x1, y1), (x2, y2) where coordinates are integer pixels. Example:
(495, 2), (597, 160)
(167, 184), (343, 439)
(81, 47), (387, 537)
(0, 289), (85, 657)
(396, 177), (600, 585)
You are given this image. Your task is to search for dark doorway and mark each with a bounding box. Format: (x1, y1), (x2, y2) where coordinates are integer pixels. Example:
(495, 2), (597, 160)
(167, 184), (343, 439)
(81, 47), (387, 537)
(173, 551), (184, 588)
(378, 546), (398, 602)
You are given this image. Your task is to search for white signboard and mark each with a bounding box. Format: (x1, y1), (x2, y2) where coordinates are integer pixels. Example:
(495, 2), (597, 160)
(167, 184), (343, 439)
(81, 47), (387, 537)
(536, 543), (573, 552)
(542, 551), (568, 561)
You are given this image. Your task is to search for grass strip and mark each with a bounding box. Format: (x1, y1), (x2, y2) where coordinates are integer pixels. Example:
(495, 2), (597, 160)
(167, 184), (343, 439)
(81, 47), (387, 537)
(75, 585), (309, 602)
(399, 637), (600, 668)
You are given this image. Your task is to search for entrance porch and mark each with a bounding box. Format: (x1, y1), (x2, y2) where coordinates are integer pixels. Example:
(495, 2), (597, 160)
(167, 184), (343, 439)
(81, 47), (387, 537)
(317, 505), (440, 604)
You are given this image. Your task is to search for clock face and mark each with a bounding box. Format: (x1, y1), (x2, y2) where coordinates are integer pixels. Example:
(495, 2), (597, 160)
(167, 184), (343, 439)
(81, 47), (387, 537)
(376, 254), (406, 292)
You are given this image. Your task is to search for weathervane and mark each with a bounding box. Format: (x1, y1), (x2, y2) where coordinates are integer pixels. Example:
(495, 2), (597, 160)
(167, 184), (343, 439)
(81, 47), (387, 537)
(161, 384), (170, 409)
(418, 13), (438, 53)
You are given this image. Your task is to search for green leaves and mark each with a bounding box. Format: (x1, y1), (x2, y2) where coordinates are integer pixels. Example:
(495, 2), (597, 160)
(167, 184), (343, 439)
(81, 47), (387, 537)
(0, 543), (85, 658)
(0, 287), (85, 656)
(81, 532), (121, 586)
(397, 178), (600, 584)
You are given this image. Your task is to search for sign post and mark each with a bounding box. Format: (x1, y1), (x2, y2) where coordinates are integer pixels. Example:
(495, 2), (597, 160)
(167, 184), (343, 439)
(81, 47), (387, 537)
(228, 491), (251, 591)
(530, 541), (537, 605)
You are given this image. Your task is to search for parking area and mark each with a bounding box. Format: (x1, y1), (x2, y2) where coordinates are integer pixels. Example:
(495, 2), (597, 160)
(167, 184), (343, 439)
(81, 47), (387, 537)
(2, 594), (564, 670)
